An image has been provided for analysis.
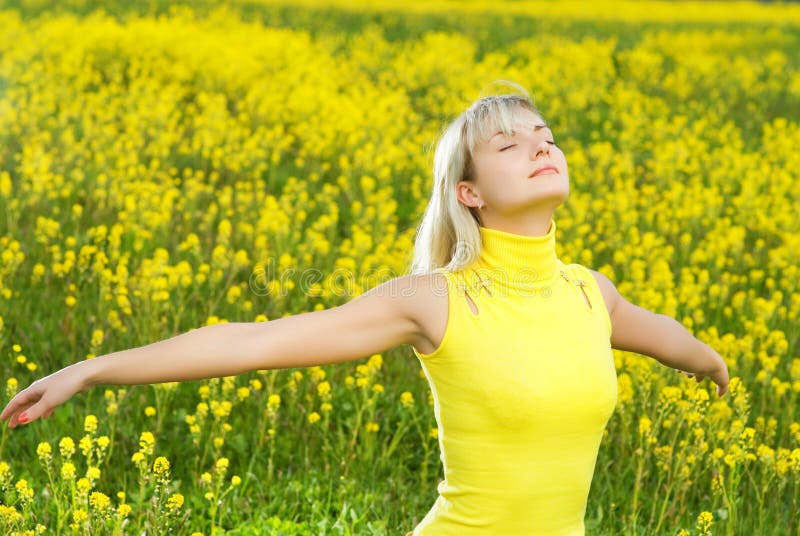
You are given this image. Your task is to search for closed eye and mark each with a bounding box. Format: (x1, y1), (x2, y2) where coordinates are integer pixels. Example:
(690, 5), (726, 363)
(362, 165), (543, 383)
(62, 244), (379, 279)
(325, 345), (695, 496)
(500, 144), (517, 151)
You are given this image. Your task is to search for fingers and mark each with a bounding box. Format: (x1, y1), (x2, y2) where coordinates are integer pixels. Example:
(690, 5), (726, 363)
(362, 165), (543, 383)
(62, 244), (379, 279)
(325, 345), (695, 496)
(7, 398), (51, 428)
(1, 388), (40, 421)
(2, 387), (46, 428)
(673, 368), (728, 397)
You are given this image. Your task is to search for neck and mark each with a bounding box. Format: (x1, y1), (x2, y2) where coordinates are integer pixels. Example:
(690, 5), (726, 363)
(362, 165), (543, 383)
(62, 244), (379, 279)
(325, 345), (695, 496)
(473, 219), (559, 292)
(478, 210), (555, 238)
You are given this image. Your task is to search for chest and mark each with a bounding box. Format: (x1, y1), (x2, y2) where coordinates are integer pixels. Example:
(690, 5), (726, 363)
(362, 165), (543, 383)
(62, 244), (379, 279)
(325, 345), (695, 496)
(432, 274), (617, 428)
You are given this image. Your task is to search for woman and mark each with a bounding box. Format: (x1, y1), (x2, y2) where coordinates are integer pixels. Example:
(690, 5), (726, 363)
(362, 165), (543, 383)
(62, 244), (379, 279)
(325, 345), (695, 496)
(2, 87), (729, 534)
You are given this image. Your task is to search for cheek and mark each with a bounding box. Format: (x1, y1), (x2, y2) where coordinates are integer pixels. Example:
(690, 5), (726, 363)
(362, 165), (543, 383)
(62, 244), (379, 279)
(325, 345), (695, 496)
(556, 148), (568, 165)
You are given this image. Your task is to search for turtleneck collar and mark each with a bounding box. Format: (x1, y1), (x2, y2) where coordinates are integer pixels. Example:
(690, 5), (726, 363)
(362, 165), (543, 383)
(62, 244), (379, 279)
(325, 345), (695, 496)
(472, 219), (559, 292)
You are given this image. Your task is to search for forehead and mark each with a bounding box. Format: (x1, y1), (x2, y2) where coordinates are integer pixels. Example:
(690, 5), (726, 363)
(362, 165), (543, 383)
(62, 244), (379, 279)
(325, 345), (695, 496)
(470, 106), (546, 150)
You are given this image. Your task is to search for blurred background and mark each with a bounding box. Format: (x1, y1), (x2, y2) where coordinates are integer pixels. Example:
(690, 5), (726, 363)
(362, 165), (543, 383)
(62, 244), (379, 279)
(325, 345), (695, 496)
(0, 1), (798, 534)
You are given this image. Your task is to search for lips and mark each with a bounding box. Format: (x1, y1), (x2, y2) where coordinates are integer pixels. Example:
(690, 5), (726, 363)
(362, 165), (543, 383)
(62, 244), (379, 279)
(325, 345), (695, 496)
(529, 165), (559, 178)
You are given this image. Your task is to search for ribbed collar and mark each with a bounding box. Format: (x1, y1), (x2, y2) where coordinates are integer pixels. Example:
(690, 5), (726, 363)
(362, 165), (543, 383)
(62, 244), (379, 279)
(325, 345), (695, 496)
(472, 219), (559, 293)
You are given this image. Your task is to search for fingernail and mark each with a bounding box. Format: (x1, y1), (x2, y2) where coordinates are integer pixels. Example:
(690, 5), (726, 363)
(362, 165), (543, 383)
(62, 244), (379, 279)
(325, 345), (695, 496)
(18, 413), (28, 424)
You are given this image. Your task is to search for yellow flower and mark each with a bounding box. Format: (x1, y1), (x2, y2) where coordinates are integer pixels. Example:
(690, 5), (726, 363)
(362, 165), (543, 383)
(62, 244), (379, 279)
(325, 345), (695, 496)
(72, 508), (88, 524)
(200, 472), (212, 484)
(131, 452), (145, 464)
(89, 491), (111, 511)
(372, 383), (384, 393)
(36, 442), (52, 462)
(59, 436), (76, 458)
(77, 478), (92, 493)
(231, 475), (242, 486)
(367, 354), (382, 370)
(138, 432), (155, 454)
(400, 391), (414, 407)
(79, 435), (93, 456)
(61, 462), (76, 480)
(117, 503), (132, 517)
(0, 505), (21, 524)
(638, 416), (652, 437)
(267, 394), (281, 410)
(366, 422), (379, 433)
(308, 412), (321, 424)
(317, 381), (331, 398)
(696, 511), (714, 535)
(236, 386), (250, 401)
(5, 378), (18, 397)
(90, 329), (104, 348)
(14, 479), (33, 502)
(144, 406), (156, 417)
(166, 493), (184, 511)
(659, 385), (683, 405)
(86, 466), (101, 481)
(215, 457), (229, 475)
(211, 400), (232, 418)
(153, 457), (170, 476)
(309, 366), (326, 382)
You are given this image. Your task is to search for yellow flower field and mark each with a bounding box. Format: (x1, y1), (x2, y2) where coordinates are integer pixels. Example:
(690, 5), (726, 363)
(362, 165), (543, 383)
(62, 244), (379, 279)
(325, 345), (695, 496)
(0, 1), (798, 534)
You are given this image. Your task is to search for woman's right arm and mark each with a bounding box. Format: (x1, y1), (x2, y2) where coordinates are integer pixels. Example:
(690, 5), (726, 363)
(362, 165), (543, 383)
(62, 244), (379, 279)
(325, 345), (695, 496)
(1, 274), (431, 428)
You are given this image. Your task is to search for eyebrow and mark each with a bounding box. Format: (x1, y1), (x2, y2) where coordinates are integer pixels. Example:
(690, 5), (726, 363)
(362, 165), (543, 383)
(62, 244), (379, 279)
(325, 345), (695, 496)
(489, 123), (549, 142)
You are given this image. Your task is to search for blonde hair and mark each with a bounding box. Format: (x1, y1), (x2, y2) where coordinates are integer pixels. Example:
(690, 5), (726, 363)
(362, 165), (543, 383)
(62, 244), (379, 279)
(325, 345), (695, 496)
(410, 85), (544, 275)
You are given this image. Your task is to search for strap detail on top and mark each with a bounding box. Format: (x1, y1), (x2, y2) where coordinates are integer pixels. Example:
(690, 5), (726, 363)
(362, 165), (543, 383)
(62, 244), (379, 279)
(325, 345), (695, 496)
(564, 264), (613, 336)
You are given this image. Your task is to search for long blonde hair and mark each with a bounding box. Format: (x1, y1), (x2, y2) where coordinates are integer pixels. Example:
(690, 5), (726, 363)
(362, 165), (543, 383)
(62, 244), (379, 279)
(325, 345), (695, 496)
(410, 87), (544, 274)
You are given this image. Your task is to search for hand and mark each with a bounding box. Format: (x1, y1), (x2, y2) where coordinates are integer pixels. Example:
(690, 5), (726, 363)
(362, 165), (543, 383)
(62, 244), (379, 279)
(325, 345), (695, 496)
(676, 359), (730, 398)
(1, 363), (89, 428)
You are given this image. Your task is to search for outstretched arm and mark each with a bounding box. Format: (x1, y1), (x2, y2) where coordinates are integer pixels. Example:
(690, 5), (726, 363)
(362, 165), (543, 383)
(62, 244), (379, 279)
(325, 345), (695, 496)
(1, 274), (426, 428)
(590, 270), (729, 397)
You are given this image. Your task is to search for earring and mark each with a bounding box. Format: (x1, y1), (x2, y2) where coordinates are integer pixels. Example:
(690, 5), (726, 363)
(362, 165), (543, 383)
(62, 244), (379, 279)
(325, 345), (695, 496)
(478, 202), (485, 210)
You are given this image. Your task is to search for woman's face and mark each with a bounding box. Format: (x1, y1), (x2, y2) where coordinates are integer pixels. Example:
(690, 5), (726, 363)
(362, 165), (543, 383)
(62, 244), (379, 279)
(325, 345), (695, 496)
(459, 108), (569, 224)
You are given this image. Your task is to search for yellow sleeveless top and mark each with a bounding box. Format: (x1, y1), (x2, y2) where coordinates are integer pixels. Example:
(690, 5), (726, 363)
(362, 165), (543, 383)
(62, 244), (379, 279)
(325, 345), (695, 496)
(410, 220), (617, 535)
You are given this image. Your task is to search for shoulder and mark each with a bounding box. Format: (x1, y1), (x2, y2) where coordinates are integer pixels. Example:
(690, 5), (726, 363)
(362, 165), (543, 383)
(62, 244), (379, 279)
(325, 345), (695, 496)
(562, 263), (620, 315)
(583, 267), (620, 315)
(387, 272), (449, 355)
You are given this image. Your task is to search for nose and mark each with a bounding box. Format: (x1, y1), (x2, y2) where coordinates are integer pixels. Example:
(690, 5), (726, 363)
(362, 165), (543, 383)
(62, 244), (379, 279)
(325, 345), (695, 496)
(532, 139), (551, 159)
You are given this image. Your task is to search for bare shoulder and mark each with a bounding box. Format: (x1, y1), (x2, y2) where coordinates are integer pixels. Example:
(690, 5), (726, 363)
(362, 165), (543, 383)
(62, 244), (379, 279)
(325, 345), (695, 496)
(587, 269), (620, 315)
(377, 272), (448, 355)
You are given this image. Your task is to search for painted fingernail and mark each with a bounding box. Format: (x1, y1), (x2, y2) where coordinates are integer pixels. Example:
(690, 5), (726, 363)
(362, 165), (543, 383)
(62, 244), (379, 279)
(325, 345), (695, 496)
(18, 413), (28, 424)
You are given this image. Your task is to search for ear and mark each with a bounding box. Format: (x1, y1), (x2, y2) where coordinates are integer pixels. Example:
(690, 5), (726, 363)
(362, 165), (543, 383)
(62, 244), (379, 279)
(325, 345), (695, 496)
(456, 180), (481, 209)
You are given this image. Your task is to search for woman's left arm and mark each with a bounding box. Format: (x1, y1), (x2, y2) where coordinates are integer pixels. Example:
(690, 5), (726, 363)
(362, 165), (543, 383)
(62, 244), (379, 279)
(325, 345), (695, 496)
(590, 270), (730, 397)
